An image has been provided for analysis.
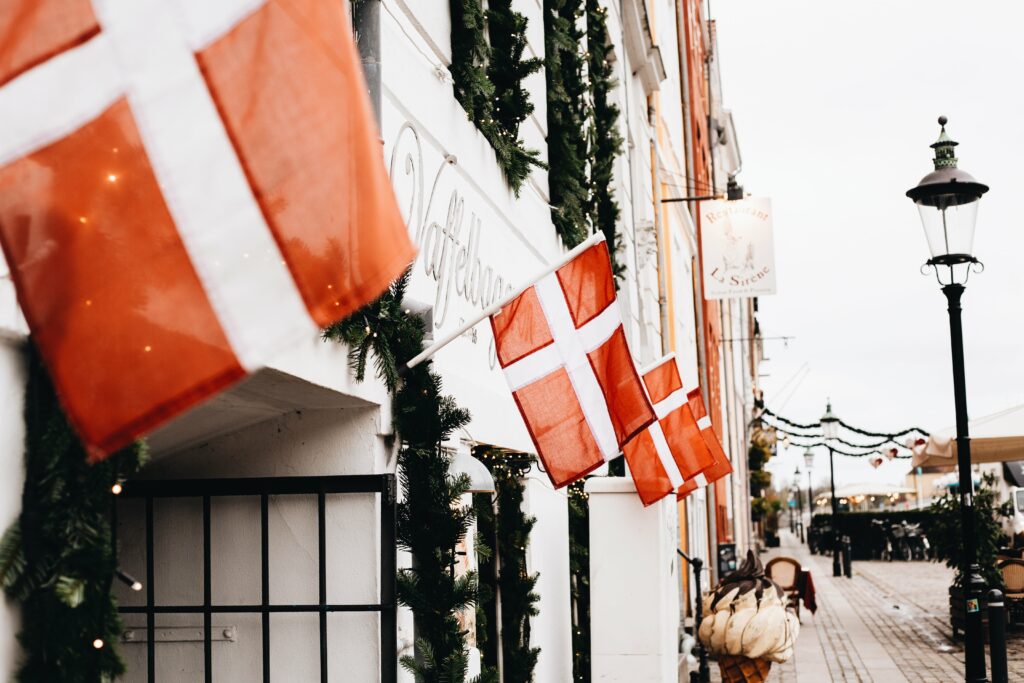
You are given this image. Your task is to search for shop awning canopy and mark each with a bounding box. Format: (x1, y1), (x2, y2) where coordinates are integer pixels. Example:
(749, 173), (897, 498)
(912, 404), (1024, 470)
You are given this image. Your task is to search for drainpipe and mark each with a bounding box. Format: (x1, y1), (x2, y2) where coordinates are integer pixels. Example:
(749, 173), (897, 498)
(649, 99), (671, 357)
(353, 0), (382, 126)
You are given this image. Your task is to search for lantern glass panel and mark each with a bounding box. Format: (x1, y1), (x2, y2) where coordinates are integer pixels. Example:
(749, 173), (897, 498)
(916, 199), (978, 261)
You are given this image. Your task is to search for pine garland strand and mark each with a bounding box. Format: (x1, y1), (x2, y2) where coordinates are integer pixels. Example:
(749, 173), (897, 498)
(567, 482), (591, 683)
(472, 450), (541, 680)
(324, 273), (496, 683)
(585, 0), (624, 277)
(0, 345), (148, 683)
(450, 0), (544, 194)
(545, 0), (590, 248)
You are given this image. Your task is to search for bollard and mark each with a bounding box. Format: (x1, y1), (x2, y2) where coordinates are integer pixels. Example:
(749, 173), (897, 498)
(987, 588), (1008, 683)
(842, 535), (853, 578)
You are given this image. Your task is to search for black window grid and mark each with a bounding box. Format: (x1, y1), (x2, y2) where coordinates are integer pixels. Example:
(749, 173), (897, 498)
(114, 475), (397, 683)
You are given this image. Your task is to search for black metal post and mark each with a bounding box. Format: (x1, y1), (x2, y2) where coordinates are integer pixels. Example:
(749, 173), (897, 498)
(987, 589), (1007, 683)
(806, 470), (813, 546)
(678, 550), (710, 683)
(789, 497), (796, 534)
(797, 484), (806, 543)
(381, 475), (398, 683)
(829, 446), (841, 577)
(943, 284), (987, 682)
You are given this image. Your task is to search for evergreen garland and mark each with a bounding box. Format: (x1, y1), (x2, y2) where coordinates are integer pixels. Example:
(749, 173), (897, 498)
(567, 481), (591, 683)
(324, 272), (495, 683)
(473, 450), (540, 682)
(494, 473), (541, 681)
(486, 0), (545, 193)
(450, 0), (544, 195)
(544, 0), (590, 248)
(585, 0), (624, 277)
(0, 345), (148, 683)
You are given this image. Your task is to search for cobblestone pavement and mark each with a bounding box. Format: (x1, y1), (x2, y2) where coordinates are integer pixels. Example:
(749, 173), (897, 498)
(703, 529), (1024, 682)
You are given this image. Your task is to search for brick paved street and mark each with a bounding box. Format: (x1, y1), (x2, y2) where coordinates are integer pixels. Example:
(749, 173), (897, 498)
(704, 529), (1024, 682)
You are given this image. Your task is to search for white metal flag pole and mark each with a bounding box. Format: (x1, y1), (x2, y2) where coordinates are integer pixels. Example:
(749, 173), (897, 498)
(639, 352), (676, 377)
(405, 231), (606, 369)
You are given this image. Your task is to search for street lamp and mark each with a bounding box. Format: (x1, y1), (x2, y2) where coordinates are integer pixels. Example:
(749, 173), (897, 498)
(907, 116), (988, 683)
(803, 448), (814, 546)
(793, 465), (805, 543)
(820, 401), (842, 577)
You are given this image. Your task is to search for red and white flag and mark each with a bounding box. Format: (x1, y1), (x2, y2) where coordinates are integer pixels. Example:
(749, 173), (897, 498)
(622, 355), (715, 506)
(677, 388), (734, 498)
(0, 0), (414, 458)
(490, 239), (655, 488)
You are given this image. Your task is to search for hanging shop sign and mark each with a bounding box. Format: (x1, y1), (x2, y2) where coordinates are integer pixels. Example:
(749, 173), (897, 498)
(700, 197), (777, 299)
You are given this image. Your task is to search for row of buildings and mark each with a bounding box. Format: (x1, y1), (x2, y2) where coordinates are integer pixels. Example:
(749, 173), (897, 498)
(0, 0), (767, 680)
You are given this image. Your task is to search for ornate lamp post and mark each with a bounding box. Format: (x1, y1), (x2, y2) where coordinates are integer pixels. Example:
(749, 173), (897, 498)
(907, 116), (989, 683)
(803, 448), (814, 546)
(820, 402), (842, 577)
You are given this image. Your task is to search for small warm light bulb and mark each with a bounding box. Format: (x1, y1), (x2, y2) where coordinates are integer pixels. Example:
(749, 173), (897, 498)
(131, 581), (143, 592)
(79, 216), (88, 224)
(92, 638), (104, 649)
(111, 482), (123, 495)
(143, 345), (152, 352)
(107, 174), (117, 183)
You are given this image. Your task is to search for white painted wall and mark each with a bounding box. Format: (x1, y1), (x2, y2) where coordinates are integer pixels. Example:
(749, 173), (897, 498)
(586, 477), (680, 682)
(116, 408), (388, 682)
(0, 338), (25, 680)
(523, 470), (573, 683)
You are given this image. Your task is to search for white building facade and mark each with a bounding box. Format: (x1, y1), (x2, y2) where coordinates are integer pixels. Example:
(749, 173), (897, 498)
(0, 1), (759, 680)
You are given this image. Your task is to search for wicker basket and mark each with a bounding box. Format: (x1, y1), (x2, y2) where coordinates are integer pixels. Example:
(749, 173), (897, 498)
(717, 654), (772, 682)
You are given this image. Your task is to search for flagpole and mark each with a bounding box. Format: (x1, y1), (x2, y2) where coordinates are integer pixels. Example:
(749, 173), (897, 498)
(639, 352), (676, 376)
(406, 232), (606, 369)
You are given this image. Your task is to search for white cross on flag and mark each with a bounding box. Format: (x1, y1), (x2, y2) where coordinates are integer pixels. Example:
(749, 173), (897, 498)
(0, 0), (415, 458)
(622, 355), (715, 506)
(677, 387), (734, 498)
(489, 239), (655, 488)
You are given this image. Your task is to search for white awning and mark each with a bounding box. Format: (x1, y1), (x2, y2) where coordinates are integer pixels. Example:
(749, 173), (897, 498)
(912, 404), (1024, 470)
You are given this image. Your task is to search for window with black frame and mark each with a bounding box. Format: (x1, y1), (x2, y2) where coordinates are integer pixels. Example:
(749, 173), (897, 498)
(113, 475), (396, 683)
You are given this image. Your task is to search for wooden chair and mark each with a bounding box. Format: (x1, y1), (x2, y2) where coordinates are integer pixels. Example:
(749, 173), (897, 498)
(998, 558), (1024, 623)
(765, 556), (802, 619)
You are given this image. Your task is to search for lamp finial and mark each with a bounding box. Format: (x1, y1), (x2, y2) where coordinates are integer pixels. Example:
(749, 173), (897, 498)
(931, 116), (959, 170)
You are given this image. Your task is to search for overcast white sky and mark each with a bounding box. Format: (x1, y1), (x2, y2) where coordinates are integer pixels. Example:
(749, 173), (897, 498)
(711, 1), (1024, 491)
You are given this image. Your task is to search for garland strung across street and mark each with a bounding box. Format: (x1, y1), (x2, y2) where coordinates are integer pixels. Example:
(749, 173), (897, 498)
(753, 405), (929, 459)
(449, 0), (544, 195)
(324, 272), (496, 682)
(760, 406), (929, 440)
(0, 347), (148, 682)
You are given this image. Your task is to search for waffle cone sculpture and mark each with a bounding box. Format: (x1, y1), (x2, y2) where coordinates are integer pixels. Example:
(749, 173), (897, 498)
(718, 654), (772, 683)
(698, 550), (799, 681)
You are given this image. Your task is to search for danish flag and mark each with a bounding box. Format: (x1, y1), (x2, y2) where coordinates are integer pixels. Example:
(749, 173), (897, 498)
(490, 239), (655, 488)
(677, 388), (734, 498)
(622, 355), (715, 506)
(0, 0), (414, 458)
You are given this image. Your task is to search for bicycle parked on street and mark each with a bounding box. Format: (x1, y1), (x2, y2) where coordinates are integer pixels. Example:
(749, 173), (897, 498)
(870, 519), (929, 561)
